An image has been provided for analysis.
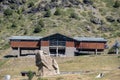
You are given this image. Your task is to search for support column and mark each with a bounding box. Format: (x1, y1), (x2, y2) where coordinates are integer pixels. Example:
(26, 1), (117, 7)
(116, 48), (119, 55)
(18, 47), (20, 57)
(66, 47), (75, 57)
(95, 49), (97, 55)
(56, 47), (58, 57)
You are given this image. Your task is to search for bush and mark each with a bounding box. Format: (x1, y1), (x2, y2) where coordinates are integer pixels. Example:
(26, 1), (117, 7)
(56, 77), (64, 80)
(83, 0), (93, 5)
(44, 9), (51, 17)
(2, 43), (10, 50)
(113, 0), (120, 8)
(28, 2), (34, 8)
(54, 8), (61, 16)
(27, 71), (34, 80)
(38, 19), (44, 28)
(33, 26), (42, 33)
(51, 0), (58, 2)
(117, 18), (120, 23)
(37, 78), (48, 80)
(69, 12), (79, 19)
(24, 29), (28, 35)
(4, 9), (13, 16)
(11, 23), (17, 28)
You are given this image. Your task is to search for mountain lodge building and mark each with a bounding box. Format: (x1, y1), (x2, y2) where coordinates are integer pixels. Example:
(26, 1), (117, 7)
(9, 33), (107, 57)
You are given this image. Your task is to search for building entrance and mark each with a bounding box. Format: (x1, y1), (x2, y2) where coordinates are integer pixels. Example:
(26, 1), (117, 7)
(49, 47), (65, 57)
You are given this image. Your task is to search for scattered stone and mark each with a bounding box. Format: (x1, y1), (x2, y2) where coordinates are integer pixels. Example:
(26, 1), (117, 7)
(90, 17), (102, 24)
(97, 26), (113, 32)
(118, 66), (120, 69)
(96, 73), (104, 78)
(28, 0), (82, 13)
(85, 25), (92, 31)
(35, 50), (60, 77)
(106, 16), (115, 22)
(4, 75), (11, 80)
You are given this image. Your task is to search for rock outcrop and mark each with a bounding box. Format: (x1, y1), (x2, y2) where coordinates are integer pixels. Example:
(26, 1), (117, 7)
(35, 50), (60, 77)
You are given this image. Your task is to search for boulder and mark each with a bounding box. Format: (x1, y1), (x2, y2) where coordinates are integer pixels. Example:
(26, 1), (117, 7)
(97, 26), (113, 32)
(85, 25), (92, 31)
(106, 16), (115, 22)
(117, 18), (120, 23)
(96, 73), (104, 78)
(90, 17), (102, 24)
(83, 0), (93, 5)
(35, 50), (60, 77)
(4, 75), (11, 80)
(69, 0), (81, 5)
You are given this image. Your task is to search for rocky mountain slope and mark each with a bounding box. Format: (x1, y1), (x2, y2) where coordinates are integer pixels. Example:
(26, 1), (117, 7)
(0, 0), (120, 49)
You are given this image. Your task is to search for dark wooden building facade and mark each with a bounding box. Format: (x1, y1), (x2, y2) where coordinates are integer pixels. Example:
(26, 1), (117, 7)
(9, 33), (107, 57)
(74, 37), (107, 55)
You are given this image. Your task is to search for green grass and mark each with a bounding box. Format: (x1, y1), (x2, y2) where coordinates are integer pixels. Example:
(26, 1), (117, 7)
(0, 59), (9, 68)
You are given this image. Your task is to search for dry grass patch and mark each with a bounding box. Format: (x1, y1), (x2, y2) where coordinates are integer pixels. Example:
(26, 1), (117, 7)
(0, 55), (120, 80)
(56, 55), (120, 71)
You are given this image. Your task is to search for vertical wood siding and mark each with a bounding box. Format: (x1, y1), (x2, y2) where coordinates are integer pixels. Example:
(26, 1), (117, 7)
(76, 42), (105, 49)
(41, 41), (49, 46)
(10, 41), (39, 48)
(66, 41), (75, 47)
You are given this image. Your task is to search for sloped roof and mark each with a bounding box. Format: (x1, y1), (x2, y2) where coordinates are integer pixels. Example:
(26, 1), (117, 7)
(74, 37), (107, 42)
(9, 33), (107, 42)
(41, 33), (75, 41)
(9, 36), (42, 40)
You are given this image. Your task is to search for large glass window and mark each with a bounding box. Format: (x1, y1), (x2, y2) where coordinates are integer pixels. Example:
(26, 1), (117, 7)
(50, 41), (66, 46)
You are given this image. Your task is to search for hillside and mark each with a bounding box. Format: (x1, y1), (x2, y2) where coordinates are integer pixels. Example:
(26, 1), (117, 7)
(0, 0), (120, 49)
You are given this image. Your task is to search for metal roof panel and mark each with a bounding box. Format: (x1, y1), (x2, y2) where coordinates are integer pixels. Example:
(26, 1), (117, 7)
(9, 36), (42, 40)
(74, 37), (107, 42)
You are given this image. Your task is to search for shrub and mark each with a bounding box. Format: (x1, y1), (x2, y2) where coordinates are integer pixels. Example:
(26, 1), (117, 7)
(51, 0), (58, 2)
(4, 9), (13, 16)
(54, 8), (61, 16)
(113, 0), (120, 8)
(83, 0), (93, 5)
(33, 26), (42, 33)
(37, 78), (48, 80)
(56, 77), (64, 80)
(69, 12), (79, 19)
(27, 71), (34, 80)
(38, 19), (44, 28)
(11, 23), (17, 28)
(22, 0), (27, 3)
(28, 2), (34, 8)
(24, 29), (28, 35)
(2, 43), (10, 50)
(44, 9), (51, 17)
(117, 18), (120, 23)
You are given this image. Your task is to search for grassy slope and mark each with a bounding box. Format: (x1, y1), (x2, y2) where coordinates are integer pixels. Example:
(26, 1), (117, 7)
(0, 55), (120, 80)
(0, 0), (120, 50)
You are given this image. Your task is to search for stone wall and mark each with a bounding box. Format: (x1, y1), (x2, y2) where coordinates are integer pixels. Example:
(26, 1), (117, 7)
(65, 47), (75, 57)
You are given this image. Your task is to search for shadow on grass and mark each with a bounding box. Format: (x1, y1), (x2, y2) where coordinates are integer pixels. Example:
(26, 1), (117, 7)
(4, 55), (18, 58)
